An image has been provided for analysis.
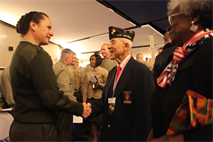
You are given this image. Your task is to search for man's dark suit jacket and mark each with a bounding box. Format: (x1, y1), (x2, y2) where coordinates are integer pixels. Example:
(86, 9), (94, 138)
(90, 56), (155, 141)
(153, 43), (177, 84)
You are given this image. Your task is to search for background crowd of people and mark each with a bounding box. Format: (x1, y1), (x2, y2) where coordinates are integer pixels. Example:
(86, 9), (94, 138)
(0, 0), (212, 141)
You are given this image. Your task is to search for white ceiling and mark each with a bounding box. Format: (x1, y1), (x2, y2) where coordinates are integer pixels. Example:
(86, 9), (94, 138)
(0, 0), (164, 63)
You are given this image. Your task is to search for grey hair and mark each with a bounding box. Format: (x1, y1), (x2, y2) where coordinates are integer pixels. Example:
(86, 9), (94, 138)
(102, 43), (109, 46)
(60, 48), (75, 59)
(119, 38), (133, 51)
(167, 0), (212, 29)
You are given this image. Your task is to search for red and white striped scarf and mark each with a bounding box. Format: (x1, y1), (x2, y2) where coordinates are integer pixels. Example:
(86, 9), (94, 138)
(157, 29), (213, 88)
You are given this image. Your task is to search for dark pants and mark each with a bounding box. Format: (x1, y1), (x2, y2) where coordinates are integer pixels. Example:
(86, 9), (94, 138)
(10, 120), (60, 141)
(57, 113), (73, 141)
(74, 90), (83, 103)
(73, 91), (86, 140)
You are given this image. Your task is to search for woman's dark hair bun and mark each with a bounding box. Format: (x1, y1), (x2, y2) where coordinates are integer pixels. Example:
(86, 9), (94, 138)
(16, 15), (25, 33)
(16, 11), (48, 36)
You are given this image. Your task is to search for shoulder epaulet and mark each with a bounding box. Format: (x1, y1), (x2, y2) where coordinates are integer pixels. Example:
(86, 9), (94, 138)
(19, 44), (39, 61)
(55, 61), (67, 70)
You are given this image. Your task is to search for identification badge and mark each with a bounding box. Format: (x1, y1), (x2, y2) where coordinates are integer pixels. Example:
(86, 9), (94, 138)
(108, 97), (116, 104)
(123, 91), (131, 104)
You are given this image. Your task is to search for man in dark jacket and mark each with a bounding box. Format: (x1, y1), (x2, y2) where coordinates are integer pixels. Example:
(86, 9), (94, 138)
(153, 31), (177, 84)
(86, 26), (155, 141)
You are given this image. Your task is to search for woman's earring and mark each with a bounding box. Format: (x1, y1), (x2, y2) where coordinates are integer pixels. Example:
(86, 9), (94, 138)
(190, 21), (198, 32)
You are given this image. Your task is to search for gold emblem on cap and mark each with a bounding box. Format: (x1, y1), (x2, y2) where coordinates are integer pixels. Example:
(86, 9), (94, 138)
(111, 29), (116, 35)
(123, 35), (131, 39)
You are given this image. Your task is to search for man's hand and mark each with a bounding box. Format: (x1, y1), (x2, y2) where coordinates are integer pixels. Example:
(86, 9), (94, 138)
(81, 102), (91, 118)
(86, 103), (92, 114)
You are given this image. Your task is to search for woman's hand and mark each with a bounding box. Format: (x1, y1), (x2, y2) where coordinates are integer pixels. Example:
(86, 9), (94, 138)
(92, 81), (99, 88)
(146, 129), (154, 141)
(95, 82), (99, 87)
(150, 134), (184, 142)
(150, 135), (169, 141)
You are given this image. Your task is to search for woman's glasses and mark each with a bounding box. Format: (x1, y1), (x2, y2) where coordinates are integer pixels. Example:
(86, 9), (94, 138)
(168, 13), (180, 24)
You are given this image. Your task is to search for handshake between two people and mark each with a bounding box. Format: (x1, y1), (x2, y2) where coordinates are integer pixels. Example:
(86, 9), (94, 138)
(81, 102), (92, 119)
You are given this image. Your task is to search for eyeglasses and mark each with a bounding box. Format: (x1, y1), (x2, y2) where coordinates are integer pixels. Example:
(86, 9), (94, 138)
(168, 13), (180, 24)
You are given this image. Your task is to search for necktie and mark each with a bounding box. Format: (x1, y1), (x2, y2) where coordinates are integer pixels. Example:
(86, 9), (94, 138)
(115, 65), (121, 82)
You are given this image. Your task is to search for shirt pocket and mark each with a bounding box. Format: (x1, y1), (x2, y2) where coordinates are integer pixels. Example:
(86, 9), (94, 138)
(95, 74), (103, 83)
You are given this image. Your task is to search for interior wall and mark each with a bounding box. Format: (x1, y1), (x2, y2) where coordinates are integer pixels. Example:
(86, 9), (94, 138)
(0, 22), (63, 68)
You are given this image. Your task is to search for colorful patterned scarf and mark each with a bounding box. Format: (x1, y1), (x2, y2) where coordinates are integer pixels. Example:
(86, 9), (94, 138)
(166, 90), (213, 135)
(157, 29), (213, 88)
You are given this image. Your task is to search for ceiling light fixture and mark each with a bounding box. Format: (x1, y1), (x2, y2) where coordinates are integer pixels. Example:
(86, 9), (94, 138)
(0, 12), (17, 26)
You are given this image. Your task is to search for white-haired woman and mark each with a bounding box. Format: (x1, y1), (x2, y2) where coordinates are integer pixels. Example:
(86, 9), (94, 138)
(148, 0), (212, 141)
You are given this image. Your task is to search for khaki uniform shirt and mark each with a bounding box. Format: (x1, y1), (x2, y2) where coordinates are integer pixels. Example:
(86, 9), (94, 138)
(0, 66), (15, 108)
(84, 64), (93, 76)
(137, 60), (153, 70)
(67, 65), (85, 93)
(83, 66), (108, 101)
(53, 60), (76, 101)
(144, 61), (153, 71)
(101, 57), (118, 71)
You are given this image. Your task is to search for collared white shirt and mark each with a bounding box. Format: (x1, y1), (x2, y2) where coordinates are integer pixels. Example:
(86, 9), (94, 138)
(118, 54), (131, 70)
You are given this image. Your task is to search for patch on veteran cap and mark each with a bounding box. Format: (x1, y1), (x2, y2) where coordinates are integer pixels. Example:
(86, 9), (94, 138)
(108, 26), (135, 42)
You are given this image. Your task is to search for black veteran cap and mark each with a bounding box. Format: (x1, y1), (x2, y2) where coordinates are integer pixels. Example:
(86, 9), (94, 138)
(108, 26), (135, 42)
